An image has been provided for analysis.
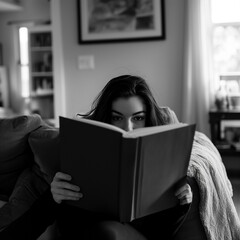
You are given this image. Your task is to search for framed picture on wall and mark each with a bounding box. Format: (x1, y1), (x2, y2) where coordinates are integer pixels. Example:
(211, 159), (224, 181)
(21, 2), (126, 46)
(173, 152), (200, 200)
(77, 0), (165, 44)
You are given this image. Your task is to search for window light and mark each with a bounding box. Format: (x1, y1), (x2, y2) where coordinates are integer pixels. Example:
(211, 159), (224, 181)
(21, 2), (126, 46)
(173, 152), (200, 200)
(19, 27), (29, 98)
(211, 0), (240, 23)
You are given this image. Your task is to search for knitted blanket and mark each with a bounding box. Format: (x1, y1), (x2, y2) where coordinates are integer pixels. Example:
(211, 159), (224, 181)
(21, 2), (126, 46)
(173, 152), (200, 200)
(187, 131), (240, 240)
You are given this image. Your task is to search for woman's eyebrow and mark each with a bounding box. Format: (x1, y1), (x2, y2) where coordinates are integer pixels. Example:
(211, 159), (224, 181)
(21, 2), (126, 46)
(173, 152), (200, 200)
(111, 110), (123, 115)
(111, 110), (146, 116)
(133, 111), (146, 116)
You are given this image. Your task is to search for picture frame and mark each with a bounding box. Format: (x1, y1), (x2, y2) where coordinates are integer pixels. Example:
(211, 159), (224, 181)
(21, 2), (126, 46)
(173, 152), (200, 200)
(77, 0), (165, 44)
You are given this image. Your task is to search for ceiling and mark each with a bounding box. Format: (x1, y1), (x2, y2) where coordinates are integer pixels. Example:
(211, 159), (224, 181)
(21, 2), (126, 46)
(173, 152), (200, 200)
(0, 0), (22, 11)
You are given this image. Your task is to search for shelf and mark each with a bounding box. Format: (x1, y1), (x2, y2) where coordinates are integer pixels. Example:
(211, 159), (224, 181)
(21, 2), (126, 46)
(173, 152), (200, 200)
(209, 109), (240, 173)
(209, 108), (240, 119)
(219, 149), (240, 156)
(30, 89), (54, 97)
(30, 30), (52, 48)
(30, 47), (52, 51)
(31, 72), (53, 76)
(28, 25), (54, 120)
(219, 72), (240, 80)
(216, 143), (240, 156)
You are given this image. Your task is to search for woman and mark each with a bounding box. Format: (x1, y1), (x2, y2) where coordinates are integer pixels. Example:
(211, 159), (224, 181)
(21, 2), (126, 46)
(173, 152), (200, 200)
(51, 75), (193, 239)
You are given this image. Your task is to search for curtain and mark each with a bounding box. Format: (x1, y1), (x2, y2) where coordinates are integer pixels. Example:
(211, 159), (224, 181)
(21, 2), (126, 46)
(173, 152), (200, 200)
(182, 0), (215, 137)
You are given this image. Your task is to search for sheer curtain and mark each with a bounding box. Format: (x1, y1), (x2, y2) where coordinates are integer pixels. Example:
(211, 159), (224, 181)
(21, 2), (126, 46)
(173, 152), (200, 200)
(182, 0), (215, 137)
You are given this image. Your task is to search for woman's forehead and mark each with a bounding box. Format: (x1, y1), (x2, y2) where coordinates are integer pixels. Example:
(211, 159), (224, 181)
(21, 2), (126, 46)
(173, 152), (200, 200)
(111, 96), (146, 116)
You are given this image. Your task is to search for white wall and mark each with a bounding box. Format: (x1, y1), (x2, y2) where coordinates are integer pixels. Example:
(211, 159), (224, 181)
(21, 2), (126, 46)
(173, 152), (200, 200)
(0, 0), (186, 122)
(53, 0), (186, 121)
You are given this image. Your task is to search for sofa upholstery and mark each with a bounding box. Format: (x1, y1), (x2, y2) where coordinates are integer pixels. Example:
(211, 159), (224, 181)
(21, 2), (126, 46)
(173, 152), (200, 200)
(0, 112), (208, 240)
(0, 115), (59, 239)
(28, 123), (60, 184)
(0, 114), (42, 198)
(0, 115), (48, 230)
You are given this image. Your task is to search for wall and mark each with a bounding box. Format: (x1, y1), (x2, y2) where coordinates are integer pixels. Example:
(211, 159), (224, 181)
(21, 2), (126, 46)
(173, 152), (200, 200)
(0, 0), (186, 122)
(0, 0), (50, 113)
(52, 0), (186, 121)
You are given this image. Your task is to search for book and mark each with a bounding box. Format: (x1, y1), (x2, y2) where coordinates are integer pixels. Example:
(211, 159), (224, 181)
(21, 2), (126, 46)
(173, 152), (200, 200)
(59, 116), (196, 222)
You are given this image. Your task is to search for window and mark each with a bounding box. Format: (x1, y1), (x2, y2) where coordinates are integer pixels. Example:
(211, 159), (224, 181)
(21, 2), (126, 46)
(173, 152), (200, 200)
(19, 27), (30, 98)
(211, 0), (240, 74)
(211, 0), (240, 109)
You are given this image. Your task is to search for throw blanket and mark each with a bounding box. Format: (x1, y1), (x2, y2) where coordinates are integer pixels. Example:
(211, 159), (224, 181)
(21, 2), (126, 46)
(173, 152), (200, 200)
(187, 131), (240, 240)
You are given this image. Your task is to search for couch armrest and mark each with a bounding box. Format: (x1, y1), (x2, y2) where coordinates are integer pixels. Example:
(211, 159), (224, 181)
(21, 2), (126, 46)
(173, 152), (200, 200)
(0, 114), (43, 197)
(0, 167), (49, 231)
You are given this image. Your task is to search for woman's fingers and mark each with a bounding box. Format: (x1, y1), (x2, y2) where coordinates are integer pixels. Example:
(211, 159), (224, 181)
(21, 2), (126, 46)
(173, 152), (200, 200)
(52, 190), (83, 204)
(51, 186), (83, 198)
(175, 183), (191, 196)
(56, 194), (81, 201)
(55, 172), (72, 181)
(179, 196), (192, 205)
(175, 183), (192, 205)
(51, 171), (83, 204)
(52, 193), (81, 204)
(52, 179), (80, 192)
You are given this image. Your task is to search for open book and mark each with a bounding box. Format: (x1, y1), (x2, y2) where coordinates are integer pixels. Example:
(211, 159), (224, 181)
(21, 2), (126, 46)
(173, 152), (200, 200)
(60, 116), (196, 222)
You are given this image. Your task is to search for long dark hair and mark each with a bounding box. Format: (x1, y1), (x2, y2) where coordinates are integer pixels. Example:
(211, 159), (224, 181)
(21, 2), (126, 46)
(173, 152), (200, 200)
(79, 75), (173, 126)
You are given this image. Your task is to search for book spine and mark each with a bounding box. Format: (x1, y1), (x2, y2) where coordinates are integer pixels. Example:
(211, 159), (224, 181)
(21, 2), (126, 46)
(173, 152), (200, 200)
(118, 138), (140, 222)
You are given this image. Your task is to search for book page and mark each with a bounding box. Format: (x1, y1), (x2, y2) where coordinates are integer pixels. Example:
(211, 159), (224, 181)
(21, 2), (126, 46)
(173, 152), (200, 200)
(123, 123), (188, 138)
(74, 116), (188, 138)
(74, 116), (126, 133)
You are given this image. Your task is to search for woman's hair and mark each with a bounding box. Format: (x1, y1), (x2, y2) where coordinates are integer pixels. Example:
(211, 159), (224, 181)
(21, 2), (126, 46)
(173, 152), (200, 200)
(80, 75), (173, 126)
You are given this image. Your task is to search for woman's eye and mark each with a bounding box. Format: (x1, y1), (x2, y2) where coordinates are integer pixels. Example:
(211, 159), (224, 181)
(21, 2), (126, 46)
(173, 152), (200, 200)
(133, 116), (145, 121)
(111, 116), (122, 122)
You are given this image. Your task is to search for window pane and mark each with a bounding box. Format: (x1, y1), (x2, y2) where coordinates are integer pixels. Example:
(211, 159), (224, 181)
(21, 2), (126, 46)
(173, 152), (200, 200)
(19, 27), (29, 65)
(21, 66), (29, 98)
(211, 0), (240, 23)
(19, 27), (29, 97)
(213, 25), (240, 73)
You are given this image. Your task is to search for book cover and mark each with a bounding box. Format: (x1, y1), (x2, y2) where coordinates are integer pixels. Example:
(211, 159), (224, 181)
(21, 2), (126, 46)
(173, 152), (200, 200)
(59, 116), (196, 222)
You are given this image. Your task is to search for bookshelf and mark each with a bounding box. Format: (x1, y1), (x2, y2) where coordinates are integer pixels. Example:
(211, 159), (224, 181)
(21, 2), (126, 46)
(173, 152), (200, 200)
(28, 25), (54, 122)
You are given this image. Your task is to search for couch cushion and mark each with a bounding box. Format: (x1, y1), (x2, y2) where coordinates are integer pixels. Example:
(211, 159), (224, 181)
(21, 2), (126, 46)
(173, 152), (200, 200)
(29, 124), (60, 184)
(0, 114), (42, 198)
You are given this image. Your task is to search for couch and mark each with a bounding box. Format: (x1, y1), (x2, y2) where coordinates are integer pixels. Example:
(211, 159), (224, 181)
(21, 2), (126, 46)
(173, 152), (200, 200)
(0, 113), (208, 240)
(0, 114), (59, 239)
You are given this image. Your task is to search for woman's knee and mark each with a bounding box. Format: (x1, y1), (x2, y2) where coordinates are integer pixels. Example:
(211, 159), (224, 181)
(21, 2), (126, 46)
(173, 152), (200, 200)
(90, 221), (147, 240)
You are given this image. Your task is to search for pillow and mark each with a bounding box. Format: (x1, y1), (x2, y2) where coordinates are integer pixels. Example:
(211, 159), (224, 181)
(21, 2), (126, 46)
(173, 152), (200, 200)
(0, 114), (42, 198)
(28, 124), (60, 183)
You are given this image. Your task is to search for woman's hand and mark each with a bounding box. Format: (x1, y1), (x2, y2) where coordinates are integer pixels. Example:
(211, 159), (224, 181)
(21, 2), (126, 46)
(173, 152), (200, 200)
(51, 172), (83, 204)
(175, 183), (192, 205)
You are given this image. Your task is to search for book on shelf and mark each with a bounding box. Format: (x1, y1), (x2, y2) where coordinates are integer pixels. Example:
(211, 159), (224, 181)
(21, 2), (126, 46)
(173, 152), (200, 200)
(59, 116), (196, 222)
